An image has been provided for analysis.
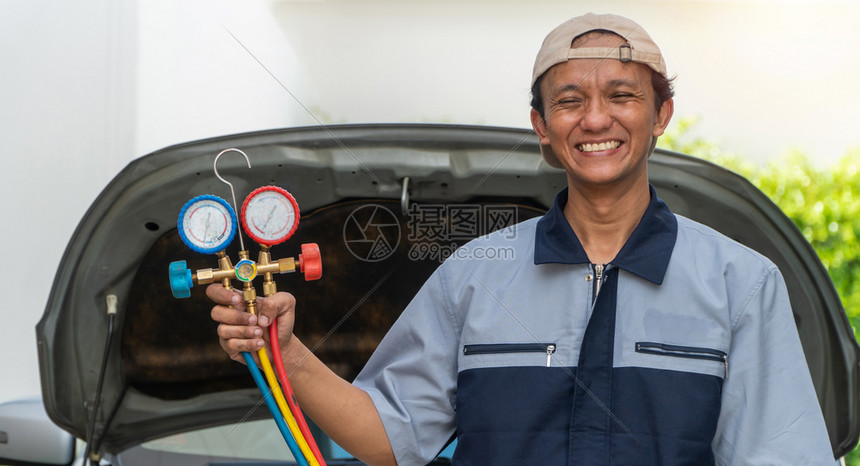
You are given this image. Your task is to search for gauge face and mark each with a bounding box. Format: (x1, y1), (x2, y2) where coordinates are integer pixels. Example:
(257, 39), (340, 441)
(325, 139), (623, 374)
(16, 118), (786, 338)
(241, 186), (300, 246)
(177, 195), (237, 254)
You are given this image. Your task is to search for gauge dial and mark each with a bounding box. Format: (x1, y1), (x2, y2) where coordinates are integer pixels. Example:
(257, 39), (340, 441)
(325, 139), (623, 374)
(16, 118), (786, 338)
(177, 195), (238, 254)
(241, 186), (300, 246)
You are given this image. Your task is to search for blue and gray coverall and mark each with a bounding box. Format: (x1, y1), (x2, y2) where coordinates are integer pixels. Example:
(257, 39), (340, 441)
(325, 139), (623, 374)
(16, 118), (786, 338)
(354, 186), (835, 465)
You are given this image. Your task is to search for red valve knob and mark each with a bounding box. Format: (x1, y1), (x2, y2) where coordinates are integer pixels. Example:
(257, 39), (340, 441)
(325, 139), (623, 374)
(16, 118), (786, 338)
(299, 243), (322, 281)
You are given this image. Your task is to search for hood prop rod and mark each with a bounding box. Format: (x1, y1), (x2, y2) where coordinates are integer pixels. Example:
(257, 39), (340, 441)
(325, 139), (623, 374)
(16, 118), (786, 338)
(401, 176), (410, 215)
(83, 294), (118, 465)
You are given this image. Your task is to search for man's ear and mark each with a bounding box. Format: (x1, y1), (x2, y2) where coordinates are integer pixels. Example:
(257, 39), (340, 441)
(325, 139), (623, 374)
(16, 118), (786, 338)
(652, 98), (674, 138)
(530, 108), (551, 145)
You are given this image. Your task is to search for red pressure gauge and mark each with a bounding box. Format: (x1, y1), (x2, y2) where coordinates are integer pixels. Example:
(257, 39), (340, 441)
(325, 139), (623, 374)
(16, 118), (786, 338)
(240, 186), (300, 246)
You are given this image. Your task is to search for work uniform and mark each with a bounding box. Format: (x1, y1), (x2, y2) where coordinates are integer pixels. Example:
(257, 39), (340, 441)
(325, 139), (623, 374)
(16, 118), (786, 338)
(353, 186), (835, 465)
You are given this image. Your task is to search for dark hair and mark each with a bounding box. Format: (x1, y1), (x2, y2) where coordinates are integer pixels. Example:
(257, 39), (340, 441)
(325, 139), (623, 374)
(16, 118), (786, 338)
(530, 68), (675, 119)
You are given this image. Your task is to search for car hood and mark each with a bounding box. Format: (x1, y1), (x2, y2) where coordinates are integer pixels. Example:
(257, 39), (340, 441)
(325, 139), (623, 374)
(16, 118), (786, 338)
(37, 123), (860, 457)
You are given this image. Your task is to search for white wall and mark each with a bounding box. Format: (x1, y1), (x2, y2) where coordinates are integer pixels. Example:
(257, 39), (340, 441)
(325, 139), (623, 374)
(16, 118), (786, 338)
(0, 0), (136, 403)
(135, 0), (306, 155)
(135, 0), (860, 162)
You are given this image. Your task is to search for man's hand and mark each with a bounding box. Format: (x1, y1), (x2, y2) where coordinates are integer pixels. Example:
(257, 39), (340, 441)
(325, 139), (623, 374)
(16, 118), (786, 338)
(207, 284), (297, 364)
(206, 283), (396, 465)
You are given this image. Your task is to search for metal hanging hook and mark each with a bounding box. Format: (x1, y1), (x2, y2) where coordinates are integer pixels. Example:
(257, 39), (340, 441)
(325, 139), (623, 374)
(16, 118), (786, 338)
(214, 148), (252, 251)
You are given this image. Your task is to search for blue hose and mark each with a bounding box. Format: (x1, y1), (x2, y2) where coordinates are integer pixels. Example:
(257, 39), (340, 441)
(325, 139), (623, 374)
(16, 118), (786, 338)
(242, 351), (309, 466)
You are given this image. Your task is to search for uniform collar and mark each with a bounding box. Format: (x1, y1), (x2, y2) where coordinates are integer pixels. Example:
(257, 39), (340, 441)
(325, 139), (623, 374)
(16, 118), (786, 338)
(534, 185), (678, 285)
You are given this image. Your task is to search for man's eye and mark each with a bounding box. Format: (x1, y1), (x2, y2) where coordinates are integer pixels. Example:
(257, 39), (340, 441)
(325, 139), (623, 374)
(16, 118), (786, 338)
(611, 93), (635, 101)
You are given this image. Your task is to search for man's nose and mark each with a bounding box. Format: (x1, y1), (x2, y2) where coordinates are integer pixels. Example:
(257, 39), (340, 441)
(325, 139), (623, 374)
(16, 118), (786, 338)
(580, 99), (613, 132)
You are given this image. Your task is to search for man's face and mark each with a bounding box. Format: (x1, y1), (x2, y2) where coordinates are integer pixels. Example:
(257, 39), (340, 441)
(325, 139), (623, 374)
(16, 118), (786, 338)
(531, 34), (673, 190)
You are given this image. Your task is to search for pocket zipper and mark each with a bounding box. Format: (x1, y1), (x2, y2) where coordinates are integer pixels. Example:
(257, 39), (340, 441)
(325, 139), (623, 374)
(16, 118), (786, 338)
(635, 341), (728, 378)
(463, 343), (557, 367)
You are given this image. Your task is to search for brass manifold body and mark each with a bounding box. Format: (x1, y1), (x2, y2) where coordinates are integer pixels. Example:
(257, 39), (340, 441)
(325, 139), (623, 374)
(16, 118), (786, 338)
(194, 246), (294, 315)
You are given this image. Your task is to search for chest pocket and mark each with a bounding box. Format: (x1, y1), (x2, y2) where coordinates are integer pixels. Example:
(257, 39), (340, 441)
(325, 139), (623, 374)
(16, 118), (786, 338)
(635, 341), (728, 378)
(461, 342), (557, 368)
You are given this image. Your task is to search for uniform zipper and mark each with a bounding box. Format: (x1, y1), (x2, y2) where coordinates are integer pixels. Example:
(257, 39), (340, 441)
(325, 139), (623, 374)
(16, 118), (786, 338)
(591, 263), (611, 304)
(463, 343), (557, 367)
(594, 264), (605, 298)
(635, 341), (729, 378)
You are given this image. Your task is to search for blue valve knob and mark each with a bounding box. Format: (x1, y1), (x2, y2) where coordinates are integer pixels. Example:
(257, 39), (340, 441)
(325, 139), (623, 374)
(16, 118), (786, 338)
(169, 260), (193, 298)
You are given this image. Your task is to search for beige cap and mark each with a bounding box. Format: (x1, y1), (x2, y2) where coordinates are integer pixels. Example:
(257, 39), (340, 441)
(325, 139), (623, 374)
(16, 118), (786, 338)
(531, 13), (668, 168)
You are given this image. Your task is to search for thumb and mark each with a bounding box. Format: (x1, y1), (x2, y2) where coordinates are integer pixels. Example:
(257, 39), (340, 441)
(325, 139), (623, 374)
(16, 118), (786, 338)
(256, 291), (296, 329)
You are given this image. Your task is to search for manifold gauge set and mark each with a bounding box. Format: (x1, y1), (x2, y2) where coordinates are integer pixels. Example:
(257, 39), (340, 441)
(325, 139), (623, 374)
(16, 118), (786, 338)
(167, 148), (326, 466)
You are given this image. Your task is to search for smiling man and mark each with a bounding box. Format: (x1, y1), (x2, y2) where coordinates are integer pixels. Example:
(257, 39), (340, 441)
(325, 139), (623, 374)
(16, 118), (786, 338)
(210, 13), (835, 465)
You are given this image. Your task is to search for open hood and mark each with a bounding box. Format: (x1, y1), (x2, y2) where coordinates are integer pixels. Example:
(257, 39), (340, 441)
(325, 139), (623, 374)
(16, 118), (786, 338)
(36, 124), (860, 457)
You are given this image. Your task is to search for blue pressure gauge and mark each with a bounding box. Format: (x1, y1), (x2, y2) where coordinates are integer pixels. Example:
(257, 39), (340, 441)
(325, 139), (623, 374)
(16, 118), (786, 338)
(177, 195), (238, 254)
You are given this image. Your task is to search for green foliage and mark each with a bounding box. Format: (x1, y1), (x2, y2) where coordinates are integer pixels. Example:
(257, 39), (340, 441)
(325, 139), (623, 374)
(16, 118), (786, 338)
(660, 117), (860, 460)
(660, 117), (860, 334)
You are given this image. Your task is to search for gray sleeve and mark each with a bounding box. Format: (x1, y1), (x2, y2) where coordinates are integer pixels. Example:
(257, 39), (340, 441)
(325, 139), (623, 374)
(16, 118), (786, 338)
(712, 267), (836, 465)
(352, 267), (459, 465)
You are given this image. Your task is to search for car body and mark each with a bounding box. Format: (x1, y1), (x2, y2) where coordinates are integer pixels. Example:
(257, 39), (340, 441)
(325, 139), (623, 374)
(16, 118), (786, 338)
(3, 124), (858, 464)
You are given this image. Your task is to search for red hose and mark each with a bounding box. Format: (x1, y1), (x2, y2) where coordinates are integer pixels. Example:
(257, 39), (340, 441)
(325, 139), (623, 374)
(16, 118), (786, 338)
(270, 319), (327, 465)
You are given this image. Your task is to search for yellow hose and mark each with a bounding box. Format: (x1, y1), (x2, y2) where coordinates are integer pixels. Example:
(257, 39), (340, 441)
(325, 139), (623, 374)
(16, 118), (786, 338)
(258, 348), (319, 466)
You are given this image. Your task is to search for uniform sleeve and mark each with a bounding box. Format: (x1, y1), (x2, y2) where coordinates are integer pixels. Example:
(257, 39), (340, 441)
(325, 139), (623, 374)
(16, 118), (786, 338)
(352, 266), (460, 465)
(712, 266), (837, 465)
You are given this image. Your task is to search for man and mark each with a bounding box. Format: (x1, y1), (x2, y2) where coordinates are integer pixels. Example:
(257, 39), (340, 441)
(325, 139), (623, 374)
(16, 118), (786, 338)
(210, 13), (834, 465)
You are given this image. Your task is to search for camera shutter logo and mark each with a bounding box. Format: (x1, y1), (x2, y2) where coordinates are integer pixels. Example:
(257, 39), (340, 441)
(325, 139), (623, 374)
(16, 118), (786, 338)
(343, 204), (401, 262)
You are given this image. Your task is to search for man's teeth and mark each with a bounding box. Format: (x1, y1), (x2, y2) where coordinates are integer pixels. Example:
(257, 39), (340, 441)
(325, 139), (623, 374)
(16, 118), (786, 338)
(578, 141), (621, 152)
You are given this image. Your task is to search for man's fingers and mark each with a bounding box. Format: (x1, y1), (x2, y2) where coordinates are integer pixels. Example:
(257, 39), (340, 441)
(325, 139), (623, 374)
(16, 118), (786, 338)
(218, 329), (266, 353)
(208, 287), (298, 366)
(217, 323), (264, 340)
(211, 304), (257, 326)
(257, 291), (297, 327)
(206, 283), (243, 307)
(226, 338), (265, 353)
